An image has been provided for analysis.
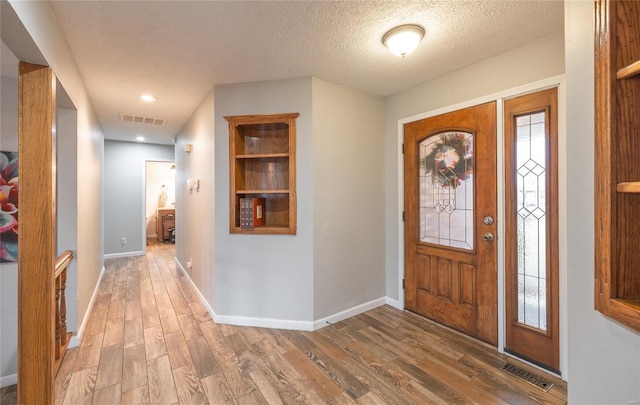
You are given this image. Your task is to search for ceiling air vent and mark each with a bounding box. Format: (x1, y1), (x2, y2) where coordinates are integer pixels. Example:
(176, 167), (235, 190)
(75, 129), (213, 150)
(119, 113), (166, 126)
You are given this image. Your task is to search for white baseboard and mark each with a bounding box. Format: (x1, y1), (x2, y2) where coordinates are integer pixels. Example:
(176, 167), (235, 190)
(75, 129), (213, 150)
(385, 296), (403, 310)
(0, 266), (103, 388)
(174, 257), (315, 330)
(0, 373), (16, 388)
(104, 250), (144, 259)
(215, 314), (314, 331)
(174, 257), (215, 320)
(174, 257), (393, 332)
(76, 265), (105, 339)
(0, 337), (78, 388)
(312, 297), (387, 331)
(68, 335), (81, 349)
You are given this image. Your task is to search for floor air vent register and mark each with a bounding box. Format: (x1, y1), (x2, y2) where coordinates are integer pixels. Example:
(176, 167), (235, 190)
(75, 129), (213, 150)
(501, 362), (554, 392)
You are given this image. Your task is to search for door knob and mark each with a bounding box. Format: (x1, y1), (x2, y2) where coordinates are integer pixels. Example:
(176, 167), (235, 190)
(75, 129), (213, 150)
(483, 216), (494, 225)
(483, 232), (494, 242)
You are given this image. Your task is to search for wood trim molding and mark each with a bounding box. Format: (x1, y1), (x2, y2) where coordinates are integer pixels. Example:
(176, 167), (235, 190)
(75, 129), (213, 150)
(594, 0), (640, 333)
(594, 0), (614, 316)
(504, 88), (560, 372)
(18, 61), (57, 404)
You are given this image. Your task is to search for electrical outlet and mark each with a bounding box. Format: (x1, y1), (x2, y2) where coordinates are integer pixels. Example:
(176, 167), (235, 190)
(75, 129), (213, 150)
(186, 257), (193, 269)
(121, 237), (127, 245)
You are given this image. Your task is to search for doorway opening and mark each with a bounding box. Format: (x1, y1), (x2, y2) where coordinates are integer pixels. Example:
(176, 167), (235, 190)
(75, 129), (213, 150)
(404, 102), (498, 345)
(399, 77), (566, 378)
(145, 160), (176, 246)
(504, 88), (559, 373)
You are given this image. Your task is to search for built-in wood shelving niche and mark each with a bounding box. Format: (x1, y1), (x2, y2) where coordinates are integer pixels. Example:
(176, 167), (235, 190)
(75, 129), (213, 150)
(226, 113), (298, 235)
(594, 0), (640, 334)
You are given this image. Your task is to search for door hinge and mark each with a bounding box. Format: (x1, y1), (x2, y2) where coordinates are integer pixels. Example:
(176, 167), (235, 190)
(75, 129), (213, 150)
(402, 278), (406, 289)
(402, 143), (405, 154)
(402, 211), (405, 222)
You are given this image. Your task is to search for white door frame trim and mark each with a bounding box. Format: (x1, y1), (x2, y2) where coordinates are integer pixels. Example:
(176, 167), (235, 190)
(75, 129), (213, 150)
(143, 159), (175, 254)
(396, 74), (567, 379)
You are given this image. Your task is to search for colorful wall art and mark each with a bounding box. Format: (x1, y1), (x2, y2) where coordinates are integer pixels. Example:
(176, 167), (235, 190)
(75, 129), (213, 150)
(0, 151), (18, 263)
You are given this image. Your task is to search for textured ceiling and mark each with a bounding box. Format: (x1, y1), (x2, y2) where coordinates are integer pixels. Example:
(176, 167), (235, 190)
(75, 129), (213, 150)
(45, 0), (563, 145)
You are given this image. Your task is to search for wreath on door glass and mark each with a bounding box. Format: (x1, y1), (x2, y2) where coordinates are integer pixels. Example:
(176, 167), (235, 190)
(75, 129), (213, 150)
(421, 132), (473, 188)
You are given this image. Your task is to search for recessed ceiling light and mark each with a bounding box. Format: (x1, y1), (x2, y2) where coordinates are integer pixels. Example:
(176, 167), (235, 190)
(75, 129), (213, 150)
(139, 94), (157, 102)
(136, 136), (145, 142)
(382, 24), (425, 58)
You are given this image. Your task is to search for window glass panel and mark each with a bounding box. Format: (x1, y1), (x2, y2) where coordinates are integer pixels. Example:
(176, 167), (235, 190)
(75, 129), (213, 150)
(515, 111), (548, 331)
(419, 132), (473, 250)
(516, 115), (530, 126)
(517, 273), (525, 323)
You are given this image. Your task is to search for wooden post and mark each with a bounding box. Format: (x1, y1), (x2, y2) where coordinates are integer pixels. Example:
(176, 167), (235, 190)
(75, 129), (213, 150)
(18, 62), (57, 405)
(55, 276), (61, 361)
(59, 269), (68, 348)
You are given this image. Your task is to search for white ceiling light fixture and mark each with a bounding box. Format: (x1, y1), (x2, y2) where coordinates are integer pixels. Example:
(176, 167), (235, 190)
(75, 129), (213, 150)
(139, 94), (157, 102)
(136, 135), (145, 142)
(382, 24), (425, 58)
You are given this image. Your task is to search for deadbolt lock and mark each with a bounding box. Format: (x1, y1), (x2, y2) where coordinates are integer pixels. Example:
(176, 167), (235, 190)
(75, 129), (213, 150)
(483, 216), (494, 225)
(483, 232), (494, 242)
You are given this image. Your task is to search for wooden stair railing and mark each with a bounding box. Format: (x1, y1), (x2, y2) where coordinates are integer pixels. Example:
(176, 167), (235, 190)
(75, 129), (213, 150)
(54, 250), (73, 373)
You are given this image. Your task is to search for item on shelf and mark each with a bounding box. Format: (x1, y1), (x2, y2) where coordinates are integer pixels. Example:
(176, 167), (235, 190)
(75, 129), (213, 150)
(240, 197), (265, 229)
(225, 112), (298, 235)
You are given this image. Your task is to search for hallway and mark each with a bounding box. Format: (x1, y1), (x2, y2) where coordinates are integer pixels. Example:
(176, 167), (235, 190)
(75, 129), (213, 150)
(5, 241), (566, 404)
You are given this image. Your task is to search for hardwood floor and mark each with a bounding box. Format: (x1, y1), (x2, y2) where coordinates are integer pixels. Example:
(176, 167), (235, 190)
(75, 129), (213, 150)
(2, 241), (567, 404)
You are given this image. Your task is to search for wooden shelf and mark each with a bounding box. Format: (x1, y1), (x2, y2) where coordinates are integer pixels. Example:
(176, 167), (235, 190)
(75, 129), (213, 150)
(609, 298), (640, 333)
(615, 297), (640, 311)
(226, 112), (298, 235)
(617, 182), (640, 193)
(617, 59), (640, 79)
(236, 153), (289, 159)
(231, 224), (292, 235)
(237, 190), (290, 194)
(595, 0), (640, 335)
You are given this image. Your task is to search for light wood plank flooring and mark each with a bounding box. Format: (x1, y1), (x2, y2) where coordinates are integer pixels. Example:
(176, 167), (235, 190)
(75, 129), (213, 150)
(2, 241), (567, 404)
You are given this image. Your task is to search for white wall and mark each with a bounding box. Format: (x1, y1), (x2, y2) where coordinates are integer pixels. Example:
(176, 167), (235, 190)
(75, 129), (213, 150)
(0, 45), (80, 386)
(311, 78), (386, 319)
(103, 140), (174, 255)
(214, 78), (314, 322)
(175, 92), (216, 308)
(0, 72), (19, 383)
(57, 106), (79, 333)
(7, 0), (106, 350)
(145, 161), (175, 239)
(384, 32), (566, 300)
(565, 1), (640, 403)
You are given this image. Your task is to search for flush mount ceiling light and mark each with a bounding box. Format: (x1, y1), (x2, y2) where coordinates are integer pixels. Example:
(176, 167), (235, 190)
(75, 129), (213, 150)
(136, 135), (145, 142)
(139, 94), (157, 102)
(382, 24), (425, 58)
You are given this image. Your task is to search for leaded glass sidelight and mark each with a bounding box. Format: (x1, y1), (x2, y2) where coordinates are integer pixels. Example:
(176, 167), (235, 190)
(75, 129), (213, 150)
(515, 112), (547, 331)
(419, 132), (474, 249)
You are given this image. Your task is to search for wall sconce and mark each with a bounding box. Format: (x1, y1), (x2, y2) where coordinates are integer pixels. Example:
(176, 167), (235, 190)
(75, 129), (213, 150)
(382, 24), (425, 58)
(184, 144), (193, 153)
(187, 178), (200, 190)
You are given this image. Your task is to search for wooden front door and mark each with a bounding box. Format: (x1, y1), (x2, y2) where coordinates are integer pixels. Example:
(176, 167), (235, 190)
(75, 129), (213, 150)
(504, 88), (559, 372)
(404, 102), (497, 345)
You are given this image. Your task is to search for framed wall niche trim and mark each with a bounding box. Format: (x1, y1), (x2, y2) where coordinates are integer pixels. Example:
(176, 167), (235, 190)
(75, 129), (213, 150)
(594, 0), (640, 334)
(226, 112), (298, 235)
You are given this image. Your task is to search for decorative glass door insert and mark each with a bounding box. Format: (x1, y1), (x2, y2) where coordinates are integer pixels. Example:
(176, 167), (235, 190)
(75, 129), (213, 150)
(419, 132), (474, 250)
(404, 102), (497, 345)
(515, 112), (547, 331)
(504, 88), (559, 372)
